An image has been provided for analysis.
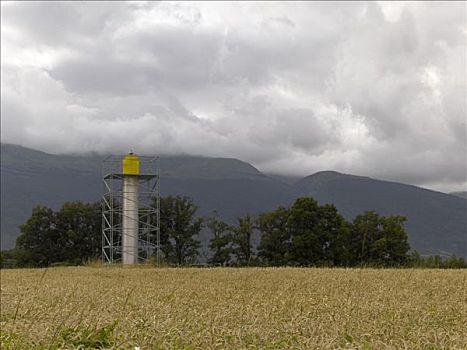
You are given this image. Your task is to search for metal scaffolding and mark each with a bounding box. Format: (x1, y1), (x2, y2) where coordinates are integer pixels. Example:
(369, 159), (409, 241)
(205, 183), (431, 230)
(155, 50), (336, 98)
(102, 155), (160, 266)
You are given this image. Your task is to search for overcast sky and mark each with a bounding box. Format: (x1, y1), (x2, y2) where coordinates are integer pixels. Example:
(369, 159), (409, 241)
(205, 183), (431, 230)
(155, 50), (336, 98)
(1, 1), (466, 192)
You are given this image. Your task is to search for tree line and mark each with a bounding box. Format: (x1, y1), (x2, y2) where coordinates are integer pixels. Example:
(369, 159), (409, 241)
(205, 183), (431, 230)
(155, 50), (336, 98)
(1, 195), (465, 268)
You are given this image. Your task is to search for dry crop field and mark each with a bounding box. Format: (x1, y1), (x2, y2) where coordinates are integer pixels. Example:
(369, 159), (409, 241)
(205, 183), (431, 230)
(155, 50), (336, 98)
(1, 267), (466, 349)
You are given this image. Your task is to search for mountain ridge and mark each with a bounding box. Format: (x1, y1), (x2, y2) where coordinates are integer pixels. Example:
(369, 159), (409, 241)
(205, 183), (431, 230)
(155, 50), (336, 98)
(294, 172), (466, 257)
(450, 191), (467, 200)
(1, 143), (465, 257)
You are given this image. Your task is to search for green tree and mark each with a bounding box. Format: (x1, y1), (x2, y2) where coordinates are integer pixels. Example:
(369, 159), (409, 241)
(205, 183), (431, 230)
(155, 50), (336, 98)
(350, 211), (409, 266)
(350, 211), (380, 264)
(231, 214), (255, 265)
(158, 196), (202, 265)
(16, 205), (61, 267)
(287, 197), (321, 265)
(442, 255), (467, 268)
(15, 202), (102, 267)
(370, 215), (409, 265)
(207, 212), (232, 266)
(56, 201), (101, 264)
(315, 204), (351, 266)
(0, 249), (19, 268)
(258, 197), (354, 266)
(257, 207), (291, 266)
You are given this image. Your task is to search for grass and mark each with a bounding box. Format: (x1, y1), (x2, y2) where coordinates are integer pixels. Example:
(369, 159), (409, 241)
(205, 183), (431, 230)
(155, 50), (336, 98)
(1, 267), (466, 349)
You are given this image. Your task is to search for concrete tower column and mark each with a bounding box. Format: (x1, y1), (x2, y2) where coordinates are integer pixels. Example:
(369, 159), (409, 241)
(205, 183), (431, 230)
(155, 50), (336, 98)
(121, 152), (140, 265)
(122, 175), (139, 264)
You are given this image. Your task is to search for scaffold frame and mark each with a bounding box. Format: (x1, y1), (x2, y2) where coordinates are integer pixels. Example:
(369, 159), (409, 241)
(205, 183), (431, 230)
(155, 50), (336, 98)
(101, 155), (161, 266)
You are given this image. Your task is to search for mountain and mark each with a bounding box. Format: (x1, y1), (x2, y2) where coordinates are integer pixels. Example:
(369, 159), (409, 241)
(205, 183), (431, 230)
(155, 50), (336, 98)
(450, 191), (467, 200)
(1, 144), (466, 257)
(0, 144), (296, 249)
(294, 171), (466, 257)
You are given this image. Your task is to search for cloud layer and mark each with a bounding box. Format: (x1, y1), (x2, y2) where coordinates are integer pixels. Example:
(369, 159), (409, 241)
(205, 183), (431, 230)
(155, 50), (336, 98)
(1, 2), (466, 192)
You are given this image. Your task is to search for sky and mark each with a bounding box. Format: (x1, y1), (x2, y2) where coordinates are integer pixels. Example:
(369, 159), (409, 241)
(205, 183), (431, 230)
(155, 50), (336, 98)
(1, 1), (466, 192)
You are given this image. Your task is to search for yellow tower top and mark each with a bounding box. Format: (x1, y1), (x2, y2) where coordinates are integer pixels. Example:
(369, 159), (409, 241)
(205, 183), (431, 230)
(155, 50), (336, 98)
(122, 152), (139, 175)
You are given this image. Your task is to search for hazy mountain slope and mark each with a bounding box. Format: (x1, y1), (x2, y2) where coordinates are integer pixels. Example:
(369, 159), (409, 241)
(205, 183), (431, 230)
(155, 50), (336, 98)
(294, 171), (467, 257)
(0, 144), (297, 249)
(1, 144), (466, 257)
(450, 191), (467, 200)
(266, 174), (302, 185)
(1, 145), (102, 249)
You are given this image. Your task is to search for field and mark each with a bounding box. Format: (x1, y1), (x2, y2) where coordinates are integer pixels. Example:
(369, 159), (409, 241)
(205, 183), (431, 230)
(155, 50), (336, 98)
(1, 267), (466, 349)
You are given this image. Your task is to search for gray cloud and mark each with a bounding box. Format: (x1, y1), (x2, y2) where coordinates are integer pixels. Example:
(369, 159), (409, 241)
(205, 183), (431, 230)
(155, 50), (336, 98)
(1, 2), (465, 192)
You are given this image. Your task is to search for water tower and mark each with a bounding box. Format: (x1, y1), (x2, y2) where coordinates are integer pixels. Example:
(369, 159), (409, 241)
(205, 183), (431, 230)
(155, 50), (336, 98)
(102, 153), (160, 266)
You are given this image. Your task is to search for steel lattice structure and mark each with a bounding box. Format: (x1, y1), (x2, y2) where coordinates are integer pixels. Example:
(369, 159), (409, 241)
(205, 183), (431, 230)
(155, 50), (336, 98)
(101, 155), (161, 266)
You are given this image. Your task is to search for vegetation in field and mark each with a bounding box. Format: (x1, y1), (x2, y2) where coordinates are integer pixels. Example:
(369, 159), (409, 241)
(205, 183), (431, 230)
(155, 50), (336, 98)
(1, 267), (466, 349)
(1, 195), (465, 269)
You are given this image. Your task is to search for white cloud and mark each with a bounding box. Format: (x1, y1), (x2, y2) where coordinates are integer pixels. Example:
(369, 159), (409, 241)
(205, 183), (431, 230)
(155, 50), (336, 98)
(1, 1), (465, 192)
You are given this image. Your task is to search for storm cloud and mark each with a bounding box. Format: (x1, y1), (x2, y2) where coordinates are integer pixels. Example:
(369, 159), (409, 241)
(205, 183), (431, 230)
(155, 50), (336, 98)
(1, 1), (465, 192)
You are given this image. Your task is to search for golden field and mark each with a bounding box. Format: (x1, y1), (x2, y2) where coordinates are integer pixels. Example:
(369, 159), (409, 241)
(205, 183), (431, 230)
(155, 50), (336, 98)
(1, 267), (466, 349)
